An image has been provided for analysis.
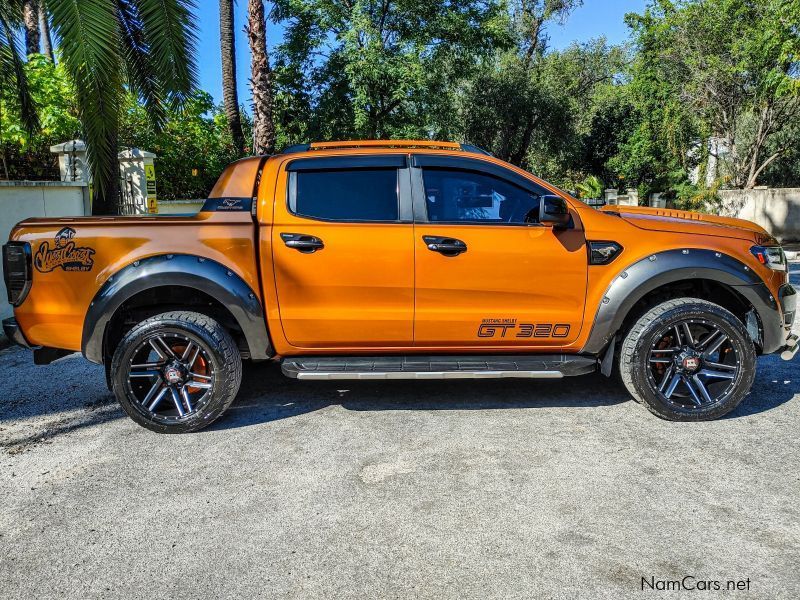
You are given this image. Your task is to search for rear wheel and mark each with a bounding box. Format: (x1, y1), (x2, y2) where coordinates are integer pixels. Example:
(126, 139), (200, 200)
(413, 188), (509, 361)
(619, 298), (756, 421)
(110, 311), (242, 433)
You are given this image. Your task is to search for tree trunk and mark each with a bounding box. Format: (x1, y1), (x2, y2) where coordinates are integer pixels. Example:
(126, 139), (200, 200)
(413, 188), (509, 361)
(92, 174), (121, 215)
(23, 0), (40, 56)
(91, 130), (120, 216)
(38, 3), (54, 62)
(220, 0), (245, 155)
(523, 16), (544, 67)
(247, 0), (276, 155)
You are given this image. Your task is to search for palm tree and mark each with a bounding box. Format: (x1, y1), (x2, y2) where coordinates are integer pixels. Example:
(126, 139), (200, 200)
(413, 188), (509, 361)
(247, 0), (274, 154)
(0, 0), (198, 214)
(0, 1), (38, 132)
(22, 0), (37, 55)
(220, 0), (244, 155)
(37, 2), (53, 61)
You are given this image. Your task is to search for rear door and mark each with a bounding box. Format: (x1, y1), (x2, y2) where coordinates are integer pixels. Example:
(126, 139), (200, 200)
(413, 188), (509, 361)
(411, 154), (588, 348)
(271, 154), (415, 348)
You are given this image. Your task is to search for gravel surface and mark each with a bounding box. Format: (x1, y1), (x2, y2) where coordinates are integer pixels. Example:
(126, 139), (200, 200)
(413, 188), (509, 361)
(1, 265), (798, 599)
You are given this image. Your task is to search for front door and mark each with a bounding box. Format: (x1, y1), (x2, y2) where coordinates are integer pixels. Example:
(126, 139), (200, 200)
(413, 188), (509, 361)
(411, 155), (588, 348)
(272, 154), (414, 348)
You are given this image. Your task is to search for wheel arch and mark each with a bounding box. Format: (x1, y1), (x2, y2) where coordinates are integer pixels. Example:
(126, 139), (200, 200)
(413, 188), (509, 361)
(581, 249), (781, 355)
(82, 254), (272, 364)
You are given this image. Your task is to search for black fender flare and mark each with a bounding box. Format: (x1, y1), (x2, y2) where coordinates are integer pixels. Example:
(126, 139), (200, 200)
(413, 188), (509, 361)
(581, 248), (783, 355)
(82, 254), (271, 364)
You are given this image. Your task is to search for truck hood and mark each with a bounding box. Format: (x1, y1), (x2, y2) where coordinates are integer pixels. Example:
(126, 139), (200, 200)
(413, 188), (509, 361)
(599, 205), (776, 245)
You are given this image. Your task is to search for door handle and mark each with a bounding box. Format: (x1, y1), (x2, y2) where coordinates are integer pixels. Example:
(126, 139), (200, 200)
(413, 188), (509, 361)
(281, 233), (324, 253)
(423, 236), (467, 257)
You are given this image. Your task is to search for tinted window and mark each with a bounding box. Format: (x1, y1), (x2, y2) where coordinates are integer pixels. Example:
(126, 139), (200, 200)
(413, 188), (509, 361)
(291, 168), (399, 221)
(422, 168), (541, 224)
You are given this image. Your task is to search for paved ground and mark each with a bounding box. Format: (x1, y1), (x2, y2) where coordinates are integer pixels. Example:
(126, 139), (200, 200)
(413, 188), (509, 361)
(1, 265), (798, 599)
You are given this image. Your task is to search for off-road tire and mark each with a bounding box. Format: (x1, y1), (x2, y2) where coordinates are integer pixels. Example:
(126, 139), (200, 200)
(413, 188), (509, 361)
(619, 298), (756, 421)
(111, 311), (242, 433)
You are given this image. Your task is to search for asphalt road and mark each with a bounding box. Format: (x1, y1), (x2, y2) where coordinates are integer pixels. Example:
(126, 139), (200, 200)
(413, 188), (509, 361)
(1, 265), (798, 599)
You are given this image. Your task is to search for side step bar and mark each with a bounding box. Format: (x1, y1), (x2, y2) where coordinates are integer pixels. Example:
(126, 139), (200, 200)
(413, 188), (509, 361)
(281, 355), (597, 381)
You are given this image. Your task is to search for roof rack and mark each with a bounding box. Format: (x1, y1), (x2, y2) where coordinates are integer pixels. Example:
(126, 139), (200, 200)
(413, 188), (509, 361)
(278, 140), (493, 156)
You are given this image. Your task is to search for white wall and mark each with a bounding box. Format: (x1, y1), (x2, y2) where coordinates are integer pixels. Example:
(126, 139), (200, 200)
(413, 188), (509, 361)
(717, 188), (800, 242)
(0, 182), (90, 322)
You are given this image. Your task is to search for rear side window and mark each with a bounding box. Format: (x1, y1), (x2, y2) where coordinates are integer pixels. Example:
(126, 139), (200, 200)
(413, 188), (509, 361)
(422, 168), (541, 224)
(289, 168), (399, 221)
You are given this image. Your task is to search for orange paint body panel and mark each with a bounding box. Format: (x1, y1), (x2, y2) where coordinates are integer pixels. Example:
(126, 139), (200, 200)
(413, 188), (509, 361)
(10, 211), (258, 351)
(412, 221), (587, 347)
(270, 162), (414, 346)
(6, 143), (791, 362)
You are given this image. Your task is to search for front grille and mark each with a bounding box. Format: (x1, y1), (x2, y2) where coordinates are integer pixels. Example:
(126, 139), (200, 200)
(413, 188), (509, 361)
(2, 242), (32, 306)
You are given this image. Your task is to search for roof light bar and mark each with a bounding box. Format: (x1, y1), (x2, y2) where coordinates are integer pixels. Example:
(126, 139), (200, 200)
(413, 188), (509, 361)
(278, 140), (493, 156)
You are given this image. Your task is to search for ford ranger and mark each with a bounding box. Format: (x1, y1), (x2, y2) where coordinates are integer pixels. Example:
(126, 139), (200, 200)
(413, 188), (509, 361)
(2, 140), (797, 432)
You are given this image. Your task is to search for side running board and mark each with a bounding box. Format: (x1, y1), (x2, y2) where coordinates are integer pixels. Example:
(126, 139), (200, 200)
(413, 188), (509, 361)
(281, 355), (597, 381)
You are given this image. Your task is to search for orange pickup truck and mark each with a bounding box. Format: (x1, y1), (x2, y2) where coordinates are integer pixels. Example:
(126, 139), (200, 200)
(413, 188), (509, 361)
(3, 140), (797, 432)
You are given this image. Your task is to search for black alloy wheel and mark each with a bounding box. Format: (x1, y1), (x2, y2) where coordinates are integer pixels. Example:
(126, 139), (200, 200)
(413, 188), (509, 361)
(111, 311), (242, 433)
(619, 298), (756, 421)
(646, 318), (740, 409)
(124, 332), (215, 421)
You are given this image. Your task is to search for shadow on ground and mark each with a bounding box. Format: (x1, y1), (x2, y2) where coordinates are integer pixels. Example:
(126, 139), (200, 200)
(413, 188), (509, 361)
(211, 356), (799, 431)
(212, 362), (628, 432)
(1, 345), (797, 445)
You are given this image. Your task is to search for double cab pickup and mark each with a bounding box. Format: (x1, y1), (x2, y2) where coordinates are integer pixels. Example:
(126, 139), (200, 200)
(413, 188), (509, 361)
(3, 140), (797, 432)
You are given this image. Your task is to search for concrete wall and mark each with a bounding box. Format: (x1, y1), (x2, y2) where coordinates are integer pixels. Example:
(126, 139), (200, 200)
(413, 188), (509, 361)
(717, 188), (800, 242)
(0, 181), (90, 322)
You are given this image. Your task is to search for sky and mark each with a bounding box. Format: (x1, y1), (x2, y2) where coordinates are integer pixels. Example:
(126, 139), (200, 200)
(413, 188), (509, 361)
(194, 0), (650, 109)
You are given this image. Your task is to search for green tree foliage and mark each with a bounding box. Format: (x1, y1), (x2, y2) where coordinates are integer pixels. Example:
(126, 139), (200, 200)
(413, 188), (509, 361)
(0, 54), (79, 179)
(528, 39), (629, 187)
(617, 0), (800, 193)
(119, 91), (251, 200)
(461, 37), (627, 190)
(0, 0), (38, 136)
(512, 0), (583, 62)
(460, 52), (571, 167)
(271, 0), (511, 142)
(0, 0), (199, 213)
(575, 174), (602, 200)
(5, 0), (800, 201)
(1, 59), (243, 198)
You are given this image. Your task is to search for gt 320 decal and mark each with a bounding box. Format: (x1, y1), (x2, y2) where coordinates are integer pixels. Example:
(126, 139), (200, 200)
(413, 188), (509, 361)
(477, 318), (570, 338)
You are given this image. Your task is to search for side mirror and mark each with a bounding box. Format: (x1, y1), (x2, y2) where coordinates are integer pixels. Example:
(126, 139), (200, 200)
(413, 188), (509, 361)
(539, 195), (571, 228)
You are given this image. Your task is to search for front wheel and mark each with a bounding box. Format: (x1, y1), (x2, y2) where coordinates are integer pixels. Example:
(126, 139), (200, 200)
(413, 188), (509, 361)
(110, 311), (242, 433)
(619, 298), (756, 421)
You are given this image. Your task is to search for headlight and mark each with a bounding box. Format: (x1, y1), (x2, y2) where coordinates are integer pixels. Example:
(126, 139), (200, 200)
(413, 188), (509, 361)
(750, 245), (787, 271)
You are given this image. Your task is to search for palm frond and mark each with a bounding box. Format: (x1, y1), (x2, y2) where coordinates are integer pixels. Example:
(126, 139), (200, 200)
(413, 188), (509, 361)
(116, 0), (166, 127)
(0, 0), (24, 24)
(137, 0), (198, 106)
(0, 2), (39, 135)
(48, 0), (123, 204)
